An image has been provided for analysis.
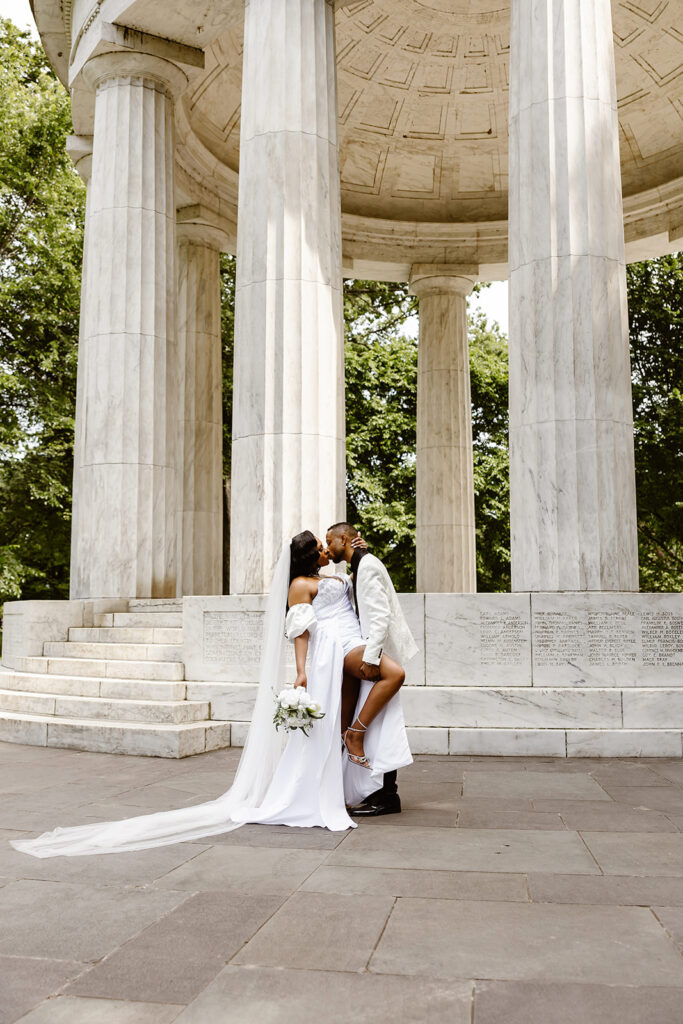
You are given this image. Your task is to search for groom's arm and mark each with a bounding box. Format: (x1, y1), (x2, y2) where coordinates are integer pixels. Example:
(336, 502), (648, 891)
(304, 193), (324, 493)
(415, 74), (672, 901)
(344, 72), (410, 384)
(360, 566), (392, 667)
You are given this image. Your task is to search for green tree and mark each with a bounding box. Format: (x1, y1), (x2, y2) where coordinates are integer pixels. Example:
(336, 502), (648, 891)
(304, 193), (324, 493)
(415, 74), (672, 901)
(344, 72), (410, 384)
(0, 19), (84, 604)
(344, 280), (418, 590)
(343, 281), (511, 592)
(628, 254), (683, 590)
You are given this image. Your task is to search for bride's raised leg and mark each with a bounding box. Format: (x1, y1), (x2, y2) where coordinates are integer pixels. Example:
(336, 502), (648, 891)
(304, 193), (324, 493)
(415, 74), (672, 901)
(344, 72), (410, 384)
(342, 647), (405, 762)
(341, 670), (360, 736)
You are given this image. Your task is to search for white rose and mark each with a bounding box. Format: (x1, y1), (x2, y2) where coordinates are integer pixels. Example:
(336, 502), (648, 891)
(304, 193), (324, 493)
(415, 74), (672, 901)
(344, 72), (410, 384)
(306, 700), (321, 714)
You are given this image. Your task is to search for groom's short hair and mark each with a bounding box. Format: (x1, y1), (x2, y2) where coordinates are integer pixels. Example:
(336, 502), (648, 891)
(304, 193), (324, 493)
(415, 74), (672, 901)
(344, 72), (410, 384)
(327, 521), (359, 539)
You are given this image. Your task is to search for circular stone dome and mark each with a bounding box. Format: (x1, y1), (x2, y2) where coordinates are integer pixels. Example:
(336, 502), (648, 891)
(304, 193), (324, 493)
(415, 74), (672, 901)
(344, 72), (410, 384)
(34, 0), (683, 277)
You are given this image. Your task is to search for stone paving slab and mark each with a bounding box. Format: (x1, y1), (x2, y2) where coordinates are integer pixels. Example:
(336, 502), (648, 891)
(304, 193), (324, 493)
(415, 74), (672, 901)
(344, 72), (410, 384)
(463, 770), (611, 800)
(0, 879), (187, 961)
(370, 898), (683, 986)
(529, 799), (678, 831)
(301, 865), (529, 901)
(580, 831), (683, 876)
(14, 997), (183, 1024)
(66, 892), (284, 1004)
(152, 844), (328, 895)
(232, 891), (395, 972)
(0, 829), (210, 888)
(0, 956), (86, 1024)
(527, 872), (683, 906)
(173, 966), (473, 1024)
(652, 907), (683, 951)
(471, 981), (683, 1024)
(328, 824), (601, 873)
(2, 742), (683, 1023)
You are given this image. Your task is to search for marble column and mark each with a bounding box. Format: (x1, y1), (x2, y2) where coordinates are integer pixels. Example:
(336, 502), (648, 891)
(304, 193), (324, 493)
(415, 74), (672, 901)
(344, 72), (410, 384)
(410, 267), (477, 593)
(66, 135), (93, 603)
(176, 222), (224, 596)
(230, 0), (345, 594)
(70, 53), (188, 599)
(508, 0), (639, 592)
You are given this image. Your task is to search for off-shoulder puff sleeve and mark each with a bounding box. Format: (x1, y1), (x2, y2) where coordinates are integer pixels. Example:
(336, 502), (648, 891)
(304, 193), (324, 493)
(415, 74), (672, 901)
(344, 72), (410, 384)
(285, 603), (317, 642)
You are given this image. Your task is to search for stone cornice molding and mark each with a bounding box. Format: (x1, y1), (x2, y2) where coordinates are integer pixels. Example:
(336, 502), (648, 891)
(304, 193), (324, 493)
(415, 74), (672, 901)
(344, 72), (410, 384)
(82, 51), (189, 100)
(66, 134), (93, 184)
(409, 265), (478, 299)
(176, 207), (232, 252)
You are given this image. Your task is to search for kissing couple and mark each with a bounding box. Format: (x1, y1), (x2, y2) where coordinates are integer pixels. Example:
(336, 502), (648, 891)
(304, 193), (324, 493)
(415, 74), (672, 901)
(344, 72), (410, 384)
(11, 524), (417, 858)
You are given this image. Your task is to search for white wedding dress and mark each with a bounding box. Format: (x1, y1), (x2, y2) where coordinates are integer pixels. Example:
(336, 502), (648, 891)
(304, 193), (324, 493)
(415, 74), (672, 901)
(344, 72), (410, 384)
(10, 552), (412, 858)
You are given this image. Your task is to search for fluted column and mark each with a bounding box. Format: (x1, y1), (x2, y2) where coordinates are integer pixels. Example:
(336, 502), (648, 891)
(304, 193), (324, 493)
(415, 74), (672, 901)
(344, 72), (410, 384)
(508, 0), (638, 592)
(66, 134), (93, 600)
(70, 53), (187, 599)
(230, 0), (345, 594)
(410, 267), (477, 593)
(176, 222), (224, 596)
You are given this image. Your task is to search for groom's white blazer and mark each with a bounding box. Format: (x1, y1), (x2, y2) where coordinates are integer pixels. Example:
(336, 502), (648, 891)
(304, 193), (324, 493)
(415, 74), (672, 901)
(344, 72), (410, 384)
(354, 553), (419, 667)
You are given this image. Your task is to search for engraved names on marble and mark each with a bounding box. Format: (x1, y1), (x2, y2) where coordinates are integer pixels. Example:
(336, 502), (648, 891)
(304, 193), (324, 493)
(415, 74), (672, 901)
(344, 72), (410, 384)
(532, 594), (683, 686)
(203, 611), (261, 665)
(425, 594), (532, 686)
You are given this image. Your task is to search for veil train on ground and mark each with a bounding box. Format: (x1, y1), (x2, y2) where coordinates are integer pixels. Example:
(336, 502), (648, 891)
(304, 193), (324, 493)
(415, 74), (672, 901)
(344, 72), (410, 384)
(10, 547), (293, 858)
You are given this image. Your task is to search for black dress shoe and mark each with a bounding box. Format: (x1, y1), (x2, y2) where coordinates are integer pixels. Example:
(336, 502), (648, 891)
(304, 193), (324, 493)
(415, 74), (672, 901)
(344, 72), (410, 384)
(350, 796), (401, 817)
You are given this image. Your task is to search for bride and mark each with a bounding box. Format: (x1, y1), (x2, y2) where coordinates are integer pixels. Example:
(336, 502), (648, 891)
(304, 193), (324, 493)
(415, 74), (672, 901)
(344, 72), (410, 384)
(10, 531), (412, 857)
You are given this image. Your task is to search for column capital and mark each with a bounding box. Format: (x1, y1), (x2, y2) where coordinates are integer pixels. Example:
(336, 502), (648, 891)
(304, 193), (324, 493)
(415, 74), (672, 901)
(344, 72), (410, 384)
(409, 264), (478, 299)
(82, 51), (188, 100)
(66, 134), (93, 185)
(176, 205), (233, 252)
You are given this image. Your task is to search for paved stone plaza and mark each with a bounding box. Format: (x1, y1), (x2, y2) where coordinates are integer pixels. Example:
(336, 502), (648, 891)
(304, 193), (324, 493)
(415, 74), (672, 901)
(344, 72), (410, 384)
(0, 742), (682, 1023)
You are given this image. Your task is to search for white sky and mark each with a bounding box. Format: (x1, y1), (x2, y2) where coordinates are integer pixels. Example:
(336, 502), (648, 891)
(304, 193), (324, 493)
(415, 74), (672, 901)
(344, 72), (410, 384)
(1, 0), (510, 337)
(0, 0), (37, 32)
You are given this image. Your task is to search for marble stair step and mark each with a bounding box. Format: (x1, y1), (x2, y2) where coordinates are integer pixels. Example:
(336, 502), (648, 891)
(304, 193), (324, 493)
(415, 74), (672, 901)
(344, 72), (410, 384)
(68, 627), (183, 644)
(0, 689), (209, 724)
(0, 667), (186, 701)
(0, 711), (231, 758)
(44, 641), (183, 662)
(128, 598), (183, 611)
(94, 612), (183, 628)
(11, 656), (185, 681)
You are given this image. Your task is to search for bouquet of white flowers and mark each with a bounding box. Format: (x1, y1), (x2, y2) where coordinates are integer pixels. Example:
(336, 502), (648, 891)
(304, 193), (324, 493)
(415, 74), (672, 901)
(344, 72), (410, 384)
(273, 687), (325, 735)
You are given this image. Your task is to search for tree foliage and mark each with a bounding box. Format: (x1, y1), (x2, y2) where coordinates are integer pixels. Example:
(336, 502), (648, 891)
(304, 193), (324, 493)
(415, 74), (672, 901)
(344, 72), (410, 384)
(0, 20), (84, 603)
(628, 255), (683, 590)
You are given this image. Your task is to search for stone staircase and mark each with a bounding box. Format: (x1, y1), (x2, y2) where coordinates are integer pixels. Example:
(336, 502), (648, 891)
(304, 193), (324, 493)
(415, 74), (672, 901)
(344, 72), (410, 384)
(0, 600), (231, 757)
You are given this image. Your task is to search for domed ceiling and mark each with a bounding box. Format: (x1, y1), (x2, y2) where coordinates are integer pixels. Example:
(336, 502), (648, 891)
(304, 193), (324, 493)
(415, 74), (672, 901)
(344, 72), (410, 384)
(185, 0), (683, 228)
(34, 0), (683, 271)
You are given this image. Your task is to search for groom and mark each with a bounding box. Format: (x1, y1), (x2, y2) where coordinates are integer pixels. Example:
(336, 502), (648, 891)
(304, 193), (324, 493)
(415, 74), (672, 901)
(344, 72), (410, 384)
(326, 522), (418, 817)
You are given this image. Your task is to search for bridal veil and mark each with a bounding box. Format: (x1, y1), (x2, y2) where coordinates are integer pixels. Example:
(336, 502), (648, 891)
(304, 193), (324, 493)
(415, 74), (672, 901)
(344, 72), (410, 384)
(11, 546), (292, 857)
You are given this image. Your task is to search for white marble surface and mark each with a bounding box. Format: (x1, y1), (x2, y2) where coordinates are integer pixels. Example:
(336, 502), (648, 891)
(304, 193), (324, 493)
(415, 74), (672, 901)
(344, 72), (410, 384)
(425, 593), (532, 686)
(507, 0), (638, 592)
(623, 690), (683, 730)
(176, 224), (223, 596)
(229, 0), (345, 594)
(449, 728), (566, 757)
(1, 601), (85, 668)
(183, 594), (420, 684)
(566, 730), (683, 758)
(70, 54), (186, 599)
(411, 269), (477, 593)
(405, 727), (449, 755)
(400, 686), (622, 730)
(396, 593), (425, 686)
(531, 593), (683, 687)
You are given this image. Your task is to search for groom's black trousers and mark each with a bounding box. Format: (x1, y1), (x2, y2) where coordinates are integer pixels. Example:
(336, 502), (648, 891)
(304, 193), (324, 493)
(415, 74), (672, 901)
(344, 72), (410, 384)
(371, 769), (398, 801)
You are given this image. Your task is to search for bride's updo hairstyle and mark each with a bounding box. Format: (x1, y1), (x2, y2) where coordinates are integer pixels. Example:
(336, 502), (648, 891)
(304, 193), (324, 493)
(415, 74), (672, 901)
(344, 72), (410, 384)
(289, 530), (320, 584)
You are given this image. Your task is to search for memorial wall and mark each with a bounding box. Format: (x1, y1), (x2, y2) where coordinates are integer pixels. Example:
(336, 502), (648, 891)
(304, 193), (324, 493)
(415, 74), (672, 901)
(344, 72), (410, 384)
(182, 592), (683, 757)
